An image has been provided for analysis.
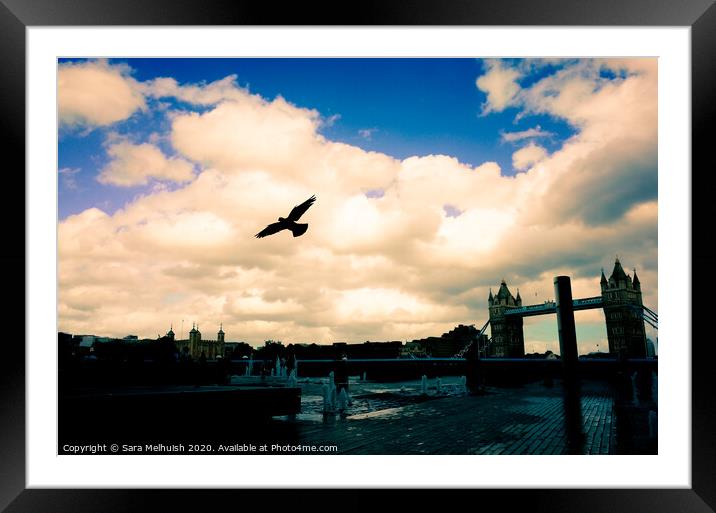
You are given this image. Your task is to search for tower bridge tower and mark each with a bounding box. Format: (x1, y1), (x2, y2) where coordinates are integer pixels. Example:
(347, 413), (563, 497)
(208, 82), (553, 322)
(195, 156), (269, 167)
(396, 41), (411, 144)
(488, 280), (525, 357)
(600, 258), (647, 358)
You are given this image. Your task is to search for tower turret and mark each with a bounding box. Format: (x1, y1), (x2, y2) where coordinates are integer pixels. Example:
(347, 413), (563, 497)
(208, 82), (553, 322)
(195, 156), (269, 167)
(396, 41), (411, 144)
(496, 279), (516, 306)
(601, 258), (647, 358)
(609, 258), (628, 289)
(600, 268), (608, 292)
(487, 279), (524, 357)
(189, 322), (201, 357)
(217, 323), (226, 359)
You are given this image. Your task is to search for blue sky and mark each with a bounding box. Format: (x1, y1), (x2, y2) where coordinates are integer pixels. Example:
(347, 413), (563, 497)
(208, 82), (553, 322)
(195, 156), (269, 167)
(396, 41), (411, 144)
(59, 58), (575, 219)
(57, 57), (657, 351)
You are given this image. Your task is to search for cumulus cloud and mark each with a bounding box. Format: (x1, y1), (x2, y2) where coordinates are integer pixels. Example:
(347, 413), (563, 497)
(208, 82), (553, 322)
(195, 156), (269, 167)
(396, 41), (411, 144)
(475, 59), (522, 113)
(141, 74), (251, 105)
(97, 141), (195, 187)
(58, 59), (658, 347)
(58, 60), (146, 127)
(512, 142), (548, 171)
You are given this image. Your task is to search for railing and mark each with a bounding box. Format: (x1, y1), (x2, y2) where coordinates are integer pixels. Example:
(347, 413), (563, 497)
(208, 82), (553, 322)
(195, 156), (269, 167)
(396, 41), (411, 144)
(573, 296), (604, 310)
(504, 296), (604, 317)
(503, 302), (556, 317)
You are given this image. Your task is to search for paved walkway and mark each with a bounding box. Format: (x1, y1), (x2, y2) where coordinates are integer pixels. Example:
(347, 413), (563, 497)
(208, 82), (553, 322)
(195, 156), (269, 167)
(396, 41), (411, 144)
(286, 380), (656, 455)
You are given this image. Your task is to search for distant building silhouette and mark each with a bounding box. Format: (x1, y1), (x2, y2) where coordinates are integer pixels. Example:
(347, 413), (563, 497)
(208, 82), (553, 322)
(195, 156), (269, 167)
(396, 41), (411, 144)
(332, 341), (403, 359)
(173, 323), (226, 360)
(488, 280), (525, 357)
(600, 258), (648, 358)
(405, 324), (483, 358)
(224, 341), (253, 359)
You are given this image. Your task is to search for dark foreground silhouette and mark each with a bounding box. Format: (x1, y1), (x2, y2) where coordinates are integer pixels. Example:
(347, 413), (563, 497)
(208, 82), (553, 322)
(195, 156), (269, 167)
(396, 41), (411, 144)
(255, 194), (316, 238)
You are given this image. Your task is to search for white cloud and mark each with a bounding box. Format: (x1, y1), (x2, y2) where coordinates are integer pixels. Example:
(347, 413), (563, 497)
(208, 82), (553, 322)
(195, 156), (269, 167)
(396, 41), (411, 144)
(58, 60), (146, 127)
(141, 74), (251, 105)
(501, 125), (553, 143)
(59, 167), (81, 190)
(97, 141), (195, 187)
(322, 114), (342, 128)
(170, 95), (323, 175)
(512, 142), (548, 171)
(58, 59), (658, 345)
(358, 128), (377, 140)
(475, 59), (522, 113)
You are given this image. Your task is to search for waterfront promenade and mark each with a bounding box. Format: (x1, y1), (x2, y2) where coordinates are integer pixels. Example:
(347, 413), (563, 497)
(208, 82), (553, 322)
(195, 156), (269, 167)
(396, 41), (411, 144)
(280, 378), (656, 455)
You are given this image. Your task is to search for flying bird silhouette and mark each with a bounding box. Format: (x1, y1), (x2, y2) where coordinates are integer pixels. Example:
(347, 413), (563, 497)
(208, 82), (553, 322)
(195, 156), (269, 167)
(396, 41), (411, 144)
(255, 195), (316, 239)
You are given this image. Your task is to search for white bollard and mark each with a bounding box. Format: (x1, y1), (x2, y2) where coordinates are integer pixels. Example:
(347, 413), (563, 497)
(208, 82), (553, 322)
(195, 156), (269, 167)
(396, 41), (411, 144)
(322, 384), (332, 413)
(337, 388), (349, 411)
(420, 375), (428, 395)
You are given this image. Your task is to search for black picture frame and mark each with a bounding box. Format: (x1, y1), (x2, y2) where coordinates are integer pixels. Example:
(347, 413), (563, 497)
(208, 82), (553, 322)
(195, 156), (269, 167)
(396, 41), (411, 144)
(2, 0), (714, 510)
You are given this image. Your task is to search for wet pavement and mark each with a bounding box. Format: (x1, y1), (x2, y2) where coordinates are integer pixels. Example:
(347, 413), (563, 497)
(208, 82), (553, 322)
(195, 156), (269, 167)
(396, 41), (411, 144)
(267, 376), (657, 455)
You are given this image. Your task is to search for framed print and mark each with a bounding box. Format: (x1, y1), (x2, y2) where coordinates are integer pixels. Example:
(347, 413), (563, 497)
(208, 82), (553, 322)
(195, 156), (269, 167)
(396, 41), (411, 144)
(3, 0), (715, 510)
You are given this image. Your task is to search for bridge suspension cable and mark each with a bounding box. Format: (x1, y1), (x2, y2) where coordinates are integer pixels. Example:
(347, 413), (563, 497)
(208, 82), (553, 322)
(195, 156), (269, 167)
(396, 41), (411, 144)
(624, 304), (658, 330)
(643, 305), (658, 322)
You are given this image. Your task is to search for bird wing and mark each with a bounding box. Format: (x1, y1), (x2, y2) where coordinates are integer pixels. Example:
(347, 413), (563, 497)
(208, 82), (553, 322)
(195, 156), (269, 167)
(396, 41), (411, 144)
(255, 222), (285, 238)
(287, 195), (316, 222)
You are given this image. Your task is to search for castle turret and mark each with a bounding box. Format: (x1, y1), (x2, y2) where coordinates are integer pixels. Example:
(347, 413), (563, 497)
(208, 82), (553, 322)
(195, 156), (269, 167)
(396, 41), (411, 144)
(189, 322), (201, 357)
(217, 324), (226, 359)
(166, 324), (175, 341)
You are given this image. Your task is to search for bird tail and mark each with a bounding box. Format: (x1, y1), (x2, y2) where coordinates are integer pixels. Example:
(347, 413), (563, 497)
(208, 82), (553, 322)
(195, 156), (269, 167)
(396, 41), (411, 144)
(289, 223), (308, 237)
